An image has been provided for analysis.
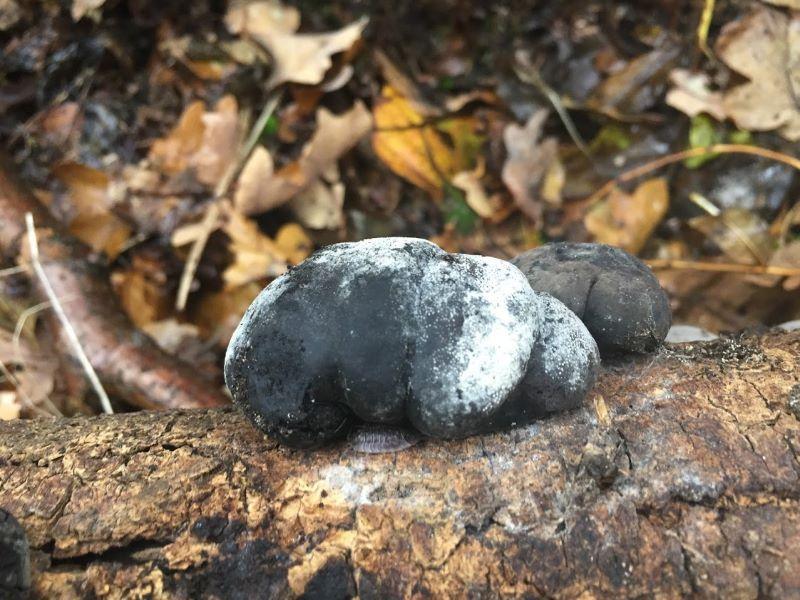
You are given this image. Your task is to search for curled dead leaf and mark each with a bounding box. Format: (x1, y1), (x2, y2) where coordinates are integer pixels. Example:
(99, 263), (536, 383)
(235, 102), (371, 215)
(584, 178), (669, 254)
(501, 110), (564, 222)
(716, 7), (800, 141)
(223, 210), (288, 287)
(148, 96), (240, 187)
(225, 0), (367, 87)
(52, 162), (132, 258)
(666, 69), (726, 121)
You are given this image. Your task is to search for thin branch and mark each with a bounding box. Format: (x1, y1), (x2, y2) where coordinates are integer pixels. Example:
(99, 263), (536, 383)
(0, 265), (27, 278)
(25, 213), (114, 415)
(175, 91), (283, 311)
(647, 258), (800, 277)
(586, 143), (800, 206)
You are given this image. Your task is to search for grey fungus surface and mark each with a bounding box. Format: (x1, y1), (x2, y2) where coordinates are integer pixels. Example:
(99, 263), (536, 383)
(511, 242), (672, 355)
(225, 237), (599, 448)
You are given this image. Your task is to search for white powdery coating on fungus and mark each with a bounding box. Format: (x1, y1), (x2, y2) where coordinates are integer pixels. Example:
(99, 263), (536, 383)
(416, 255), (540, 420)
(309, 237), (441, 300)
(537, 293), (599, 395)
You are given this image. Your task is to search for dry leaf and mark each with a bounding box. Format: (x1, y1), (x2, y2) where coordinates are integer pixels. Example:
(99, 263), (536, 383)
(223, 210), (288, 287)
(225, 0), (367, 87)
(192, 96), (239, 187)
(761, 0), (800, 9)
(289, 173), (345, 230)
(235, 102), (371, 214)
(149, 96), (240, 186)
(501, 110), (563, 222)
(689, 208), (772, 265)
(717, 7), (800, 141)
(274, 223), (313, 264)
(451, 161), (513, 222)
(149, 101), (206, 174)
(193, 282), (262, 343)
(52, 162), (132, 258)
(665, 69), (726, 121)
(0, 391), (20, 420)
(584, 178), (669, 254)
(748, 241), (800, 289)
(371, 86), (457, 198)
(71, 0), (105, 20)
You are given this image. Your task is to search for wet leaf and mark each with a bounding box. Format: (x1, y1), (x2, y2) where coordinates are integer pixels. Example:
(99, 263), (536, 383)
(501, 109), (563, 222)
(584, 178), (669, 254)
(52, 162), (132, 258)
(717, 7), (800, 141)
(225, 0), (367, 87)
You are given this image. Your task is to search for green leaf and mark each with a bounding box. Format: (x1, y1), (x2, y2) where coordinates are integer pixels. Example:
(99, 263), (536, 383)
(442, 186), (478, 234)
(685, 115), (723, 169)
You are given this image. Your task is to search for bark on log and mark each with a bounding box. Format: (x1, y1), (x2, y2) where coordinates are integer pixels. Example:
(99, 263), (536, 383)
(0, 153), (228, 411)
(1, 331), (800, 599)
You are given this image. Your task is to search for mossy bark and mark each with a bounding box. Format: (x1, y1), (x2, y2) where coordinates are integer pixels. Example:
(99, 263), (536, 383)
(1, 331), (799, 599)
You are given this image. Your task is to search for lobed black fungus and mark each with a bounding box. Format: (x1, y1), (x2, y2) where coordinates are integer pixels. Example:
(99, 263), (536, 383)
(225, 238), (599, 448)
(0, 508), (30, 600)
(511, 243), (671, 355)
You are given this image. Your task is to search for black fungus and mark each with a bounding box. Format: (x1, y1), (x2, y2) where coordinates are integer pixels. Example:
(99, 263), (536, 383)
(0, 508), (30, 600)
(225, 238), (599, 448)
(511, 242), (672, 355)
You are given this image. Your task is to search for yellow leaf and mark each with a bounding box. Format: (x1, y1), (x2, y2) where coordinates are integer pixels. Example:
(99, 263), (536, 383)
(584, 178), (669, 254)
(371, 86), (456, 199)
(275, 223), (313, 264)
(52, 162), (132, 258)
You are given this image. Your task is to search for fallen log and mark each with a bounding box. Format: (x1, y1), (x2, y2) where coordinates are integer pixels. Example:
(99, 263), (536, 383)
(0, 152), (228, 411)
(1, 330), (799, 599)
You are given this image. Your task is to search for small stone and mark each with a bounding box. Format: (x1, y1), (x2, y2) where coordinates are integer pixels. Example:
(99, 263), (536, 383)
(511, 242), (671, 355)
(225, 238), (599, 448)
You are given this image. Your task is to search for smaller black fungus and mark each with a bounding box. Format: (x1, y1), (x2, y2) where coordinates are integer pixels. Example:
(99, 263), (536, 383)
(0, 508), (30, 600)
(511, 243), (671, 355)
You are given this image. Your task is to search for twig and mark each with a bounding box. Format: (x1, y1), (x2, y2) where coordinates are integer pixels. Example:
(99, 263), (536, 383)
(514, 51), (593, 161)
(0, 265), (27, 278)
(175, 90), (282, 311)
(25, 213), (114, 414)
(647, 258), (800, 277)
(697, 0), (716, 60)
(586, 144), (800, 206)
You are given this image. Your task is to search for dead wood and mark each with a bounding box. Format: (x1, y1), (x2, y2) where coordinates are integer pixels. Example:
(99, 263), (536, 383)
(1, 330), (799, 598)
(0, 152), (227, 411)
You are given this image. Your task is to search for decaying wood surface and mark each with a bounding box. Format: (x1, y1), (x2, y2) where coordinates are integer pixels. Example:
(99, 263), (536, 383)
(0, 153), (228, 411)
(1, 330), (800, 599)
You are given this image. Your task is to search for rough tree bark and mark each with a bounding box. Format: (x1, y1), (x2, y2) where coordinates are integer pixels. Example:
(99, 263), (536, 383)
(1, 330), (799, 599)
(0, 153), (227, 411)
